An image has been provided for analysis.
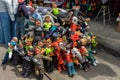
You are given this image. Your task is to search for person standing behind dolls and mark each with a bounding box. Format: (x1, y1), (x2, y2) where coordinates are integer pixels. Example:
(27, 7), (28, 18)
(0, 0), (13, 46)
(16, 0), (29, 40)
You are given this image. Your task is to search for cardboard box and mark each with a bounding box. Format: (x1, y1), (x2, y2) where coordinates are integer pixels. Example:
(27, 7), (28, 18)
(117, 22), (120, 32)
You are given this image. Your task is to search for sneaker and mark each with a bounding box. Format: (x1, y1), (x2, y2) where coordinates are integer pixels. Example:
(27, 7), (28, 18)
(95, 60), (99, 64)
(116, 17), (120, 22)
(93, 62), (97, 66)
(93, 50), (96, 54)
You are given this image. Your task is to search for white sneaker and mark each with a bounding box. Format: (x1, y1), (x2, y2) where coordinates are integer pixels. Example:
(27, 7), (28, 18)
(95, 60), (99, 64)
(93, 50), (96, 54)
(116, 17), (120, 22)
(93, 62), (97, 66)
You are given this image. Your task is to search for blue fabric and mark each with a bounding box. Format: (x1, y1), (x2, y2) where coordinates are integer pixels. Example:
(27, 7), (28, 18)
(16, 17), (25, 40)
(67, 62), (76, 76)
(50, 26), (57, 31)
(0, 12), (12, 45)
(2, 52), (9, 64)
(30, 12), (43, 26)
(11, 16), (17, 38)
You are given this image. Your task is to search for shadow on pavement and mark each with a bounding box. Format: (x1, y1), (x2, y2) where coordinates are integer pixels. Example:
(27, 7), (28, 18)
(97, 45), (120, 68)
(11, 65), (36, 80)
(77, 63), (117, 80)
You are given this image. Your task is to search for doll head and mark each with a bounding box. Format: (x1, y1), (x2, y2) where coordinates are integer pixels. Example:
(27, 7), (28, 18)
(45, 16), (51, 22)
(39, 41), (44, 48)
(12, 37), (18, 43)
(35, 46), (41, 54)
(25, 37), (33, 46)
(27, 48), (34, 56)
(35, 19), (41, 27)
(8, 42), (15, 49)
(19, 40), (24, 48)
(52, 2), (57, 8)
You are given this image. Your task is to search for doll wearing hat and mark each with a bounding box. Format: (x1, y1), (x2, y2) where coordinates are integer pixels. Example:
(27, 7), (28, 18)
(1, 42), (15, 65)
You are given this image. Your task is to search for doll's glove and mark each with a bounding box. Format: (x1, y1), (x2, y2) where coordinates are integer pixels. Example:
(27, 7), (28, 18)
(9, 52), (13, 59)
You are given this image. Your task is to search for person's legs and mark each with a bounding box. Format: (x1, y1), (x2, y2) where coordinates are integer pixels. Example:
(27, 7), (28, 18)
(16, 17), (20, 40)
(11, 17), (16, 38)
(0, 12), (5, 43)
(20, 17), (25, 39)
(1, 12), (12, 45)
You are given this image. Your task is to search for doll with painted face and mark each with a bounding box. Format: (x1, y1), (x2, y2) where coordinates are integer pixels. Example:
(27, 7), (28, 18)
(1, 42), (15, 65)
(24, 37), (34, 52)
(64, 48), (77, 77)
(50, 2), (64, 25)
(34, 46), (52, 80)
(43, 39), (54, 73)
(21, 48), (35, 78)
(11, 40), (24, 66)
(52, 37), (66, 72)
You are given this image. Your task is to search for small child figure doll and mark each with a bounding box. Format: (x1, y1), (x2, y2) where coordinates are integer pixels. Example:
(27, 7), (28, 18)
(91, 35), (98, 54)
(51, 2), (60, 16)
(24, 37), (34, 52)
(34, 46), (52, 80)
(44, 40), (54, 73)
(11, 40), (25, 66)
(50, 2), (64, 25)
(1, 42), (15, 65)
(65, 49), (76, 77)
(21, 48), (35, 77)
(43, 15), (53, 31)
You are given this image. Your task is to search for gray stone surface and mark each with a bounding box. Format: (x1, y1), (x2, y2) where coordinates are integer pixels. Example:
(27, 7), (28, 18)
(89, 21), (120, 57)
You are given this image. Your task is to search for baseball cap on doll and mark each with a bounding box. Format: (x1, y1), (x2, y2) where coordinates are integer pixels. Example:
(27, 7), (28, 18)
(8, 42), (16, 46)
(18, 0), (24, 3)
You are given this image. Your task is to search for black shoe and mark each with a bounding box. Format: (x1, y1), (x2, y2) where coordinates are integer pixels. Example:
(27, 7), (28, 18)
(71, 74), (74, 78)
(23, 71), (30, 78)
(21, 69), (26, 76)
(36, 75), (40, 80)
(39, 74), (43, 80)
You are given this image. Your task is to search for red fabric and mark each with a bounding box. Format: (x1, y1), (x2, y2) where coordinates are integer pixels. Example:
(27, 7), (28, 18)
(70, 33), (80, 41)
(70, 22), (80, 32)
(18, 0), (24, 3)
(65, 53), (73, 63)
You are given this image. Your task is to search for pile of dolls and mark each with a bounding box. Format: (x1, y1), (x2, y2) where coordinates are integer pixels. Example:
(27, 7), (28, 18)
(1, 2), (98, 80)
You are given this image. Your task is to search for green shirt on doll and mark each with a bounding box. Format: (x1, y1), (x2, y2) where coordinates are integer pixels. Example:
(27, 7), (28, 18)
(52, 8), (60, 15)
(44, 22), (52, 30)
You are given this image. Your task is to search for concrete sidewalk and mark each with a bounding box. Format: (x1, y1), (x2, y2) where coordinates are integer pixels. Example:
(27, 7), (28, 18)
(89, 20), (120, 57)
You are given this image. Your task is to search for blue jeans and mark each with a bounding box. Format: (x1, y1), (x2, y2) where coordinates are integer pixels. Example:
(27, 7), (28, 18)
(0, 12), (12, 45)
(2, 52), (9, 65)
(67, 62), (76, 76)
(11, 15), (17, 38)
(16, 17), (25, 40)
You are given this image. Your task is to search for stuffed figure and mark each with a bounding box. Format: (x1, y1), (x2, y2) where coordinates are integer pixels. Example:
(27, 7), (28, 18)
(34, 46), (52, 80)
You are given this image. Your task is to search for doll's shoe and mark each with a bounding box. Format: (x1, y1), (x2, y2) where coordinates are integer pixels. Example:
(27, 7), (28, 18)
(84, 68), (88, 72)
(23, 72), (30, 78)
(93, 50), (96, 54)
(93, 62), (97, 66)
(71, 74), (74, 78)
(39, 74), (43, 80)
(95, 60), (99, 64)
(21, 70), (26, 76)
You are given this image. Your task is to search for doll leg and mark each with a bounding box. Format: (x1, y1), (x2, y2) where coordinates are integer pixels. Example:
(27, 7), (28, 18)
(71, 62), (76, 75)
(24, 66), (31, 77)
(45, 30), (54, 39)
(67, 65), (72, 77)
(1, 52), (9, 65)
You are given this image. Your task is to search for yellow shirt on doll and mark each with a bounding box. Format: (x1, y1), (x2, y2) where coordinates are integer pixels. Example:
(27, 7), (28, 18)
(52, 8), (60, 15)
(44, 22), (52, 30)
